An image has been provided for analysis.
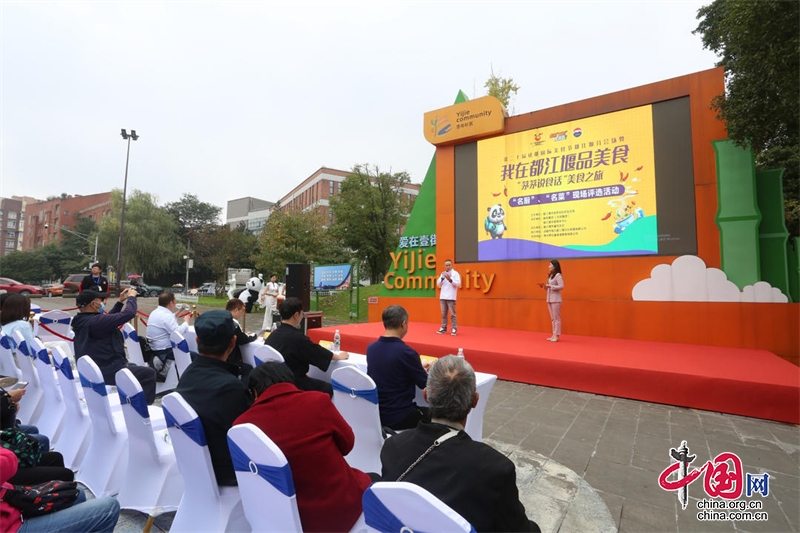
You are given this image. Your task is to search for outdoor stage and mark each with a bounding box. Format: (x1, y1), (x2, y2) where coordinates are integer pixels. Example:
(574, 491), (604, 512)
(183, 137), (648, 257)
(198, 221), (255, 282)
(307, 322), (800, 425)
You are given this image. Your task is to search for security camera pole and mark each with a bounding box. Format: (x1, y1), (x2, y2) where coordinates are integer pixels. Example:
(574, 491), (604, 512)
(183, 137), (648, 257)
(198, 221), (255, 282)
(117, 128), (139, 296)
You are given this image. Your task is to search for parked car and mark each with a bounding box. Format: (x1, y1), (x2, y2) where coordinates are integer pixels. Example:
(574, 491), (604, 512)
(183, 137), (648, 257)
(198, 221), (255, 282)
(120, 280), (163, 297)
(198, 282), (216, 296)
(0, 277), (45, 296)
(42, 283), (64, 297)
(63, 273), (88, 294)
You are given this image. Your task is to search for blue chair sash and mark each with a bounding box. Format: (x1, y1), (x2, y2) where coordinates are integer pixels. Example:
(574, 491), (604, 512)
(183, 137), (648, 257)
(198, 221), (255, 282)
(118, 387), (149, 418)
(363, 488), (429, 533)
(331, 378), (379, 404)
(171, 339), (189, 353)
(227, 436), (295, 497)
(124, 328), (139, 342)
(57, 357), (74, 381)
(39, 316), (70, 325)
(79, 373), (108, 396)
(17, 340), (31, 357)
(35, 348), (50, 365)
(163, 408), (208, 447)
(0, 335), (15, 351)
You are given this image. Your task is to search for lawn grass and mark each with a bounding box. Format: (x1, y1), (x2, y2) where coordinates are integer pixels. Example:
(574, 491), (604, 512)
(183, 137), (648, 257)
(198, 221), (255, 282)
(314, 284), (381, 323)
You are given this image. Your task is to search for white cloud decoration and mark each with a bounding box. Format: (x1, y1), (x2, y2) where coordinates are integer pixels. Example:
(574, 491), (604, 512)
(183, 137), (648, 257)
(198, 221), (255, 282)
(632, 255), (789, 303)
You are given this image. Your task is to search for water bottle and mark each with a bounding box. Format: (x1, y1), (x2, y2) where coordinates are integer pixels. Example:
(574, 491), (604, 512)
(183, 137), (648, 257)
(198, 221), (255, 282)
(457, 348), (464, 358)
(333, 329), (341, 352)
(271, 322), (277, 332)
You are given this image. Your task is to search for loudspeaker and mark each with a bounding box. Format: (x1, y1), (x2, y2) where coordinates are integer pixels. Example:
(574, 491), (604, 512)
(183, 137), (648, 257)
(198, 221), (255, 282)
(285, 263), (311, 312)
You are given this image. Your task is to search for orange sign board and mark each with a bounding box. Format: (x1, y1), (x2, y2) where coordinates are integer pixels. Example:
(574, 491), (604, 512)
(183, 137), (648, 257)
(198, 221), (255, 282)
(424, 96), (506, 145)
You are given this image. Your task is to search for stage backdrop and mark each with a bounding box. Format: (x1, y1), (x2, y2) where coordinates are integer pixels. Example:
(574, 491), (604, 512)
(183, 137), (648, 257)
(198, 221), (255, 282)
(373, 68), (798, 361)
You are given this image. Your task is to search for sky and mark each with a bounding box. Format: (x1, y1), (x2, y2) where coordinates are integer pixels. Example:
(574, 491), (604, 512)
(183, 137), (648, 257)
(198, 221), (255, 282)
(0, 1), (719, 219)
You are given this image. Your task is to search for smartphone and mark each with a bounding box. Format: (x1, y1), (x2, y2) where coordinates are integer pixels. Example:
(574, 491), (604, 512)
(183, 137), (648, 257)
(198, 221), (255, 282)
(10, 381), (28, 390)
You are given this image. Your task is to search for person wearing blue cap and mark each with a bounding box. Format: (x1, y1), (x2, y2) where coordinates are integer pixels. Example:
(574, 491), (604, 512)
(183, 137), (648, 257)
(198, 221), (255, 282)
(176, 309), (253, 486)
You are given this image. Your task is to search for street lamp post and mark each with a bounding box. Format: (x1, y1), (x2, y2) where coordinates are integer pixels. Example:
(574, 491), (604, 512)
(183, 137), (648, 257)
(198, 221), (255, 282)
(117, 129), (139, 295)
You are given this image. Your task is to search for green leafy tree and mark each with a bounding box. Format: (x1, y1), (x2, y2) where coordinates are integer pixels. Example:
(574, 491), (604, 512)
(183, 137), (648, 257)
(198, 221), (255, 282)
(254, 206), (348, 278)
(192, 223), (259, 292)
(0, 249), (52, 283)
(164, 193), (224, 286)
(329, 164), (414, 283)
(695, 0), (799, 235)
(97, 189), (182, 279)
(484, 66), (519, 110)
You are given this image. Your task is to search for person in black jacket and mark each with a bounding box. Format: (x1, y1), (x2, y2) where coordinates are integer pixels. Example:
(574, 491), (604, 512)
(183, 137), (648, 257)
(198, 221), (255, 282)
(380, 355), (540, 533)
(71, 289), (157, 404)
(79, 263), (109, 293)
(225, 298), (256, 384)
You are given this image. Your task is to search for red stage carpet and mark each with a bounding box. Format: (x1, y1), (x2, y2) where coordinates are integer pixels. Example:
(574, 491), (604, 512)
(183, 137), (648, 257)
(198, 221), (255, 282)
(308, 322), (800, 425)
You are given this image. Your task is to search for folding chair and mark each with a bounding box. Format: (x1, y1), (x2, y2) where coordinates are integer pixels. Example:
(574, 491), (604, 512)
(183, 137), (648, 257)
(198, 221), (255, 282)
(162, 393), (249, 533)
(115, 368), (183, 526)
(170, 330), (193, 378)
(36, 310), (75, 357)
(250, 344), (284, 366)
(76, 356), (129, 497)
(362, 482), (474, 533)
(0, 331), (22, 381)
(51, 345), (91, 470)
(122, 323), (146, 367)
(11, 331), (45, 425)
(27, 337), (66, 446)
(227, 423), (303, 533)
(331, 366), (384, 473)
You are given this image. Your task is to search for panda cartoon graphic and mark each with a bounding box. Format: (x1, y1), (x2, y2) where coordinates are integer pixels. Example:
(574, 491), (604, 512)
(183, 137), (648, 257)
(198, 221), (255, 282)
(236, 275), (264, 313)
(484, 203), (508, 239)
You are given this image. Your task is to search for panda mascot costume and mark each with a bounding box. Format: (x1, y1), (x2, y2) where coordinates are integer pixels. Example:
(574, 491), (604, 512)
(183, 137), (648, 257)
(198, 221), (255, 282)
(236, 275), (264, 313)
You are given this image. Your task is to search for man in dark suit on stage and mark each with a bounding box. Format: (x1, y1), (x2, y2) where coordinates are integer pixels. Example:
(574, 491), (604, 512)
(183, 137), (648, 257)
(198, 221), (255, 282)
(380, 355), (540, 533)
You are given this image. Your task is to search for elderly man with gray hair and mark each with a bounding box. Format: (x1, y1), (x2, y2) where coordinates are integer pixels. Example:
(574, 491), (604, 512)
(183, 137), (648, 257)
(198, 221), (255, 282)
(380, 355), (540, 533)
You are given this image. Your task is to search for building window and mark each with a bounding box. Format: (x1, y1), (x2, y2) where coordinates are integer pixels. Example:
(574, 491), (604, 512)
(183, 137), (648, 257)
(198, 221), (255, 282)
(5, 240), (14, 248)
(6, 220), (15, 229)
(7, 212), (17, 219)
(329, 181), (334, 196)
(338, 182), (342, 194)
(62, 210), (69, 216)
(5, 231), (14, 239)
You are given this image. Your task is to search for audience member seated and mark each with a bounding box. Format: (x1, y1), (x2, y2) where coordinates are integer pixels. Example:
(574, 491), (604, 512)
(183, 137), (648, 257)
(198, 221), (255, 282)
(265, 297), (349, 397)
(146, 291), (192, 380)
(367, 305), (431, 430)
(234, 362), (376, 532)
(380, 355), (540, 533)
(176, 310), (252, 486)
(71, 289), (157, 404)
(1, 386), (49, 453)
(1, 294), (36, 349)
(1, 448), (120, 533)
(224, 298), (256, 384)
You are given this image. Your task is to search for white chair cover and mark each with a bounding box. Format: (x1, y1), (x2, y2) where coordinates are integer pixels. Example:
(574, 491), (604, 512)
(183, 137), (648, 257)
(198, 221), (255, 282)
(122, 323), (146, 367)
(331, 366), (384, 473)
(227, 423), (303, 533)
(76, 356), (129, 497)
(362, 482), (475, 533)
(11, 330), (44, 425)
(250, 344), (284, 366)
(27, 337), (65, 446)
(115, 368), (183, 516)
(162, 393), (249, 533)
(36, 310), (75, 356)
(0, 331), (22, 381)
(51, 345), (91, 470)
(170, 330), (193, 378)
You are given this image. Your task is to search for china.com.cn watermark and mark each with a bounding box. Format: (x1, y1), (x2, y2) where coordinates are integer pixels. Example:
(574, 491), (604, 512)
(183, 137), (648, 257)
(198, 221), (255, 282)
(658, 440), (771, 522)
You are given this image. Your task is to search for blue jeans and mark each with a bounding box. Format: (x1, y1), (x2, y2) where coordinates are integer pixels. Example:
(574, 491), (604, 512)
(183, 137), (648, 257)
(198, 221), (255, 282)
(18, 424), (49, 452)
(18, 490), (120, 533)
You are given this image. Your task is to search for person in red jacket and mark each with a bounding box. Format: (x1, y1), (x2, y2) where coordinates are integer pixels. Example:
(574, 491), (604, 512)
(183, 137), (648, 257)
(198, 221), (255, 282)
(0, 448), (120, 533)
(234, 362), (376, 533)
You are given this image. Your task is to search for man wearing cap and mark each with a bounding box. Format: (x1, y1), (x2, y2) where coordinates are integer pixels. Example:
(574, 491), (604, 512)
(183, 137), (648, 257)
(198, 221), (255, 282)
(71, 288), (158, 404)
(176, 310), (253, 486)
(79, 263), (110, 293)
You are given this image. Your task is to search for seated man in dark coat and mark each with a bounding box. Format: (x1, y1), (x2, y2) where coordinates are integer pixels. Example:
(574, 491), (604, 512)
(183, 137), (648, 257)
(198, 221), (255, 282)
(264, 297), (349, 396)
(71, 288), (157, 404)
(380, 355), (540, 533)
(176, 310), (253, 486)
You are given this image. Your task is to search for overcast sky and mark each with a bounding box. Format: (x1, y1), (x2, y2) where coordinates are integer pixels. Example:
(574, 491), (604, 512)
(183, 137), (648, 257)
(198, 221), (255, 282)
(0, 1), (718, 219)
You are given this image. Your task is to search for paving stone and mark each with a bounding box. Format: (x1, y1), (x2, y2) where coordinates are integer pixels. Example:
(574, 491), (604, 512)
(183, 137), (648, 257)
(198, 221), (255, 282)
(618, 499), (677, 533)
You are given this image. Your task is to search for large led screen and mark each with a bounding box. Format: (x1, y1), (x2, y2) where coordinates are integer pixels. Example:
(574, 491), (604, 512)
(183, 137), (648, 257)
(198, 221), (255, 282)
(454, 97), (697, 262)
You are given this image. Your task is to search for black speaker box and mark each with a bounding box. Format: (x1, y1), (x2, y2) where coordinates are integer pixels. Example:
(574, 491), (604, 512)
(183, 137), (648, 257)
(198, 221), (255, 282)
(285, 263), (311, 311)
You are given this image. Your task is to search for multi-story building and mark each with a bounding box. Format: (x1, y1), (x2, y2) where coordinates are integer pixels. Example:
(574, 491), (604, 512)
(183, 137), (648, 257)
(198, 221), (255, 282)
(226, 197), (275, 234)
(11, 196), (41, 251)
(22, 192), (112, 251)
(0, 198), (24, 258)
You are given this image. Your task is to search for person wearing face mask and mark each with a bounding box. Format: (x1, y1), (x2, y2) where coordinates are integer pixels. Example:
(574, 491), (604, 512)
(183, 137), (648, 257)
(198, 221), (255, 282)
(71, 289), (157, 404)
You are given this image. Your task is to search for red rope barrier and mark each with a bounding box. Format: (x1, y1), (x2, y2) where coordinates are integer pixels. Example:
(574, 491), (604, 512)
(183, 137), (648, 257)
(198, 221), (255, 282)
(38, 323), (74, 342)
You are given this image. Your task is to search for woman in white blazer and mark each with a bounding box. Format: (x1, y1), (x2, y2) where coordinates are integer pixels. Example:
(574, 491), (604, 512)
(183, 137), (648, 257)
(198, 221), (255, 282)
(540, 259), (564, 342)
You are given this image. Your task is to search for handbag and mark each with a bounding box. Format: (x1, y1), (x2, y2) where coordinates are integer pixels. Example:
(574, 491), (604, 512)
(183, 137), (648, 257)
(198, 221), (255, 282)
(1, 480), (80, 517)
(0, 428), (41, 468)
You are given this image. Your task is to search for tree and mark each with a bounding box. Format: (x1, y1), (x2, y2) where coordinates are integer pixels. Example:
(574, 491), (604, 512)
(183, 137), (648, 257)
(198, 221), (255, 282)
(254, 207), (348, 278)
(695, 0), (799, 235)
(164, 193), (223, 237)
(192, 223), (258, 291)
(97, 189), (182, 278)
(329, 165), (414, 283)
(0, 249), (52, 283)
(484, 66), (519, 110)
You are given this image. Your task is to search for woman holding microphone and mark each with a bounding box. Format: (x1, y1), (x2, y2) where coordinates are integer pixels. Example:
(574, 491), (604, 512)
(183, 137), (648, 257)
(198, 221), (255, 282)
(539, 260), (564, 342)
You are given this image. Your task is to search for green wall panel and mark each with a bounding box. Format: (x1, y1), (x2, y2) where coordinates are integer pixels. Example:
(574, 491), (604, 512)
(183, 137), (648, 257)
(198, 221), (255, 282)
(756, 168), (790, 300)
